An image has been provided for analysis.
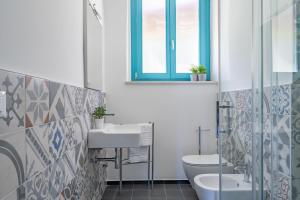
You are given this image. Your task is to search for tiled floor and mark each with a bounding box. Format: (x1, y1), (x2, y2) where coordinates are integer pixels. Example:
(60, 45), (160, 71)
(102, 182), (198, 200)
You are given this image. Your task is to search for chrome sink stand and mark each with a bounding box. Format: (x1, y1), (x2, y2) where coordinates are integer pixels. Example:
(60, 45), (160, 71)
(94, 122), (155, 191)
(120, 122), (155, 190)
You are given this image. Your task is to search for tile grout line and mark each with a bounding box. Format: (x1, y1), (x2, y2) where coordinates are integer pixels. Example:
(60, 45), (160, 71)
(179, 184), (186, 200)
(163, 183), (168, 200)
(114, 186), (119, 200)
(130, 184), (133, 200)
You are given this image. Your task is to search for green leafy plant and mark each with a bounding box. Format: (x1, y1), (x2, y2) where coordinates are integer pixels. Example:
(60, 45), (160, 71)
(92, 106), (106, 119)
(197, 65), (207, 74)
(190, 65), (198, 74)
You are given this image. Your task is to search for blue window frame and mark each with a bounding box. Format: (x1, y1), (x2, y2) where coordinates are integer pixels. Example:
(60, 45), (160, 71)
(131, 0), (210, 81)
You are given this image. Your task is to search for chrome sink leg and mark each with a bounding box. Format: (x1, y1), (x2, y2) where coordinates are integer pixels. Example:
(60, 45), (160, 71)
(148, 145), (151, 187)
(119, 148), (122, 190)
(115, 148), (118, 169)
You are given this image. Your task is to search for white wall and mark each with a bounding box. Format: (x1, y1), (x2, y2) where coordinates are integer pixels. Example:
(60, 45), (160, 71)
(103, 0), (218, 180)
(0, 0), (84, 87)
(219, 0), (252, 92)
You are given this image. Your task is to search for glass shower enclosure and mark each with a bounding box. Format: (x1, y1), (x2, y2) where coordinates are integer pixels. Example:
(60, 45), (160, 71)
(218, 0), (300, 199)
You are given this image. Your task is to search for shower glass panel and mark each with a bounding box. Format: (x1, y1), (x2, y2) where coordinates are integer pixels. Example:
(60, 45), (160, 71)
(218, 0), (255, 199)
(262, 0), (296, 199)
(218, 0), (298, 199)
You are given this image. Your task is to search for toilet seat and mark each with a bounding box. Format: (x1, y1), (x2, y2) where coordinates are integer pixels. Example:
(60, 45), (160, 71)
(182, 154), (228, 166)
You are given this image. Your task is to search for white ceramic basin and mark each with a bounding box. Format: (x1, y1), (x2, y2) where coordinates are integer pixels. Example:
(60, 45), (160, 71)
(88, 123), (151, 148)
(194, 174), (252, 200)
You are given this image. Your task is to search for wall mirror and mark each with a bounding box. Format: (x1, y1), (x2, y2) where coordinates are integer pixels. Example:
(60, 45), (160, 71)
(83, 0), (104, 91)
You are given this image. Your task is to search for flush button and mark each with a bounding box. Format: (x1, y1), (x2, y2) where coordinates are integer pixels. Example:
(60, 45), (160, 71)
(0, 91), (7, 118)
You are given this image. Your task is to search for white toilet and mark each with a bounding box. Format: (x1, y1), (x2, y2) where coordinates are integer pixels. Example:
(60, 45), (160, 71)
(182, 154), (234, 188)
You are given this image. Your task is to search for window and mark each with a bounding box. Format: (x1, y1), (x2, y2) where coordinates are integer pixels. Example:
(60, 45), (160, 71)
(131, 0), (210, 81)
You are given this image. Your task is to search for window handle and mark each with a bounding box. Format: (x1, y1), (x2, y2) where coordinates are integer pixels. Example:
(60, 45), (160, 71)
(171, 40), (175, 50)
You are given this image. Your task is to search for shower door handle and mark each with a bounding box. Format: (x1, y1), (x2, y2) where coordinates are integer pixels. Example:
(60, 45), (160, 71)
(216, 101), (233, 138)
(219, 105), (233, 109)
(216, 101), (221, 138)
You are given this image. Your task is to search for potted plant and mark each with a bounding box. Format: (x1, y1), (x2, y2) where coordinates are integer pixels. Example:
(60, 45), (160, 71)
(197, 65), (207, 81)
(190, 65), (198, 81)
(92, 106), (106, 129)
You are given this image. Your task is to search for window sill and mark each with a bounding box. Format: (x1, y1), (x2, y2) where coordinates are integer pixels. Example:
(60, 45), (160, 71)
(125, 81), (218, 85)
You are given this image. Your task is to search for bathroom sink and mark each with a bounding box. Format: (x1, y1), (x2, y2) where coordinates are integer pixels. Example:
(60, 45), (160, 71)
(194, 174), (252, 200)
(88, 123), (152, 148)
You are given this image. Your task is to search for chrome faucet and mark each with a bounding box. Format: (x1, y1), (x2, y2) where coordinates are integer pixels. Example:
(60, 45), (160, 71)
(234, 163), (251, 183)
(105, 113), (115, 116)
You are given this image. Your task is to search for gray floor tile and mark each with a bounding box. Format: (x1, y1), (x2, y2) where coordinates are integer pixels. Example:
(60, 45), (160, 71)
(104, 183), (198, 200)
(134, 184), (152, 190)
(114, 191), (132, 200)
(184, 197), (198, 200)
(165, 184), (181, 190)
(132, 189), (151, 197)
(165, 189), (182, 197)
(132, 198), (150, 200)
(166, 197), (185, 200)
(149, 189), (165, 197)
(150, 197), (167, 200)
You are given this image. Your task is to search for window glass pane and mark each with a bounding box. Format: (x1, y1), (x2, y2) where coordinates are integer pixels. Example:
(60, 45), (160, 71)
(142, 0), (167, 73)
(176, 0), (199, 73)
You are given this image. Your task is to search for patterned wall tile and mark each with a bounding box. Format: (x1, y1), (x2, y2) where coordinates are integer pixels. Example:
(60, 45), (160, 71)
(264, 191), (272, 200)
(263, 114), (272, 191)
(48, 160), (67, 200)
(25, 167), (50, 200)
(48, 120), (66, 162)
(263, 134), (272, 190)
(63, 116), (85, 151)
(25, 124), (51, 180)
(292, 84), (300, 116)
(84, 89), (103, 115)
(59, 178), (80, 200)
(273, 85), (291, 116)
(262, 85), (292, 115)
(0, 131), (26, 199)
(0, 70), (106, 200)
(61, 148), (76, 186)
(292, 114), (300, 179)
(221, 89), (252, 111)
(222, 84), (296, 199)
(292, 178), (300, 200)
(291, 84), (300, 197)
(72, 146), (106, 200)
(273, 115), (292, 176)
(75, 140), (88, 171)
(81, 114), (92, 136)
(237, 111), (253, 154)
(262, 86), (275, 114)
(64, 86), (85, 117)
(0, 70), (25, 134)
(220, 91), (234, 103)
(82, 88), (88, 113)
(48, 141), (90, 200)
(25, 76), (49, 128)
(49, 82), (65, 122)
(274, 173), (291, 200)
(234, 89), (253, 111)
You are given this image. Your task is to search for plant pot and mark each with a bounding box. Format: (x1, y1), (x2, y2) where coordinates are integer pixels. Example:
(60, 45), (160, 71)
(95, 118), (104, 129)
(198, 74), (207, 81)
(190, 74), (198, 81)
